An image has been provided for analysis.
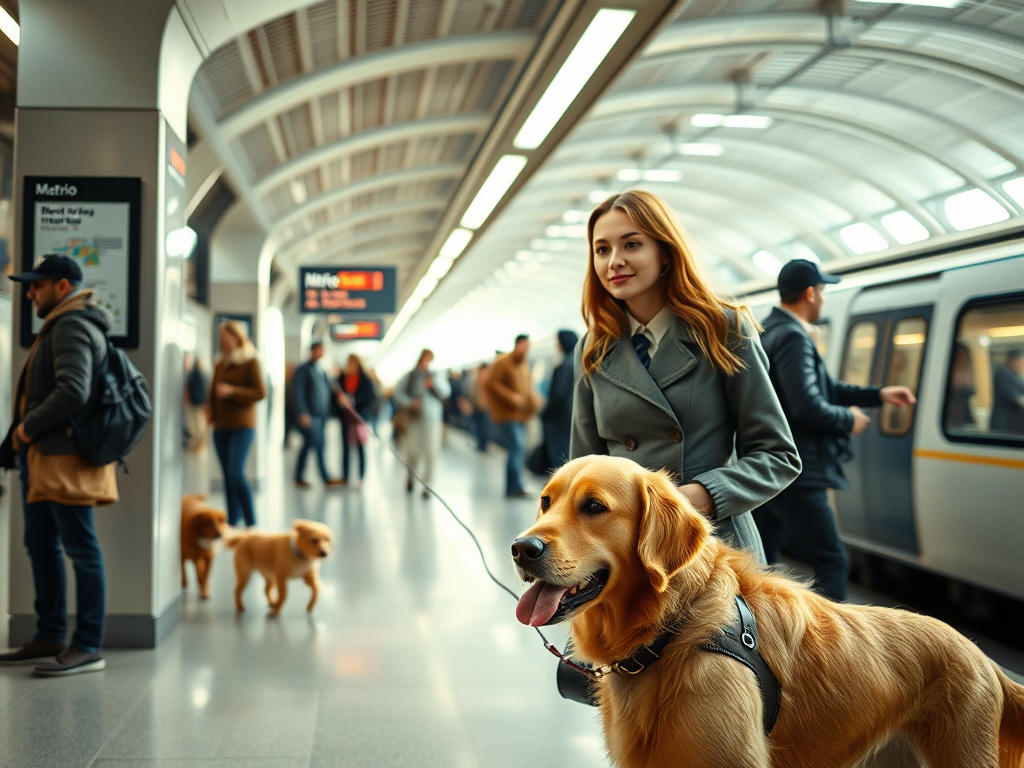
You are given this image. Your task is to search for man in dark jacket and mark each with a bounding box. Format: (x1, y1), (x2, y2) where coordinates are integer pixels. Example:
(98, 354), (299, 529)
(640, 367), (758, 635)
(292, 341), (343, 489)
(0, 255), (110, 675)
(752, 260), (915, 601)
(540, 329), (578, 469)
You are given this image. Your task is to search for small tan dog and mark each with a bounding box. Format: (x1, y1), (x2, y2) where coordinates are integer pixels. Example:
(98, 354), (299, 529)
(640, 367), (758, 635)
(513, 456), (1024, 768)
(227, 520), (333, 615)
(180, 494), (228, 599)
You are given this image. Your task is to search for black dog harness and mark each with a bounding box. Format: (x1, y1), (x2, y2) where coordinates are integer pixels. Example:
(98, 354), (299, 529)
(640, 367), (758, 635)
(556, 595), (781, 735)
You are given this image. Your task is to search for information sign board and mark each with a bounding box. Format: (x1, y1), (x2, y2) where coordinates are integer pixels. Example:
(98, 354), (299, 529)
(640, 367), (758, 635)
(21, 177), (142, 348)
(330, 320), (384, 341)
(299, 266), (396, 314)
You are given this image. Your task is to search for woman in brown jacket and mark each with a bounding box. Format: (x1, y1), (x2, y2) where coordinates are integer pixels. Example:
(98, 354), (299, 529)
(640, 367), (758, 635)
(208, 321), (266, 527)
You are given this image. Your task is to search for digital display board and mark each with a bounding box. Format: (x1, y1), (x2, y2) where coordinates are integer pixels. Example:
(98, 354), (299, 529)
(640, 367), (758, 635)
(330, 320), (384, 341)
(300, 266), (396, 314)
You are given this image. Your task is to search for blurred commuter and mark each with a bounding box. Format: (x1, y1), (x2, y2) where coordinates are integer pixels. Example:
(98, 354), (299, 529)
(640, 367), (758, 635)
(182, 352), (210, 494)
(337, 353), (375, 488)
(486, 335), (541, 498)
(209, 321), (267, 526)
(393, 349), (450, 497)
(293, 341), (343, 489)
(573, 190), (799, 560)
(366, 367), (384, 435)
(991, 348), (1024, 435)
(0, 255), (115, 675)
(283, 361), (298, 447)
(944, 342), (975, 429)
(469, 362), (492, 452)
(540, 329), (579, 470)
(752, 260), (915, 601)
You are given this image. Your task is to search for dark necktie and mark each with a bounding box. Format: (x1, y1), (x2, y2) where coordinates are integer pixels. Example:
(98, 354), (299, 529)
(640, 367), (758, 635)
(632, 332), (652, 370)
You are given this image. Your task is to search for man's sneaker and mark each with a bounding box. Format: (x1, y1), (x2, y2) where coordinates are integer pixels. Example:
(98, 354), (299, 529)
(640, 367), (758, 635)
(0, 640), (66, 665)
(32, 647), (105, 677)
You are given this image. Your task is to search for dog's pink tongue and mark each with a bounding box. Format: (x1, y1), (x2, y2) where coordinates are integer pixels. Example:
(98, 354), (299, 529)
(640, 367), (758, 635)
(516, 581), (569, 626)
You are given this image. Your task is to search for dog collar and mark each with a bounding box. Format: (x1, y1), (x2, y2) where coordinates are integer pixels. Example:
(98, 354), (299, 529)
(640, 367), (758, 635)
(290, 538), (305, 560)
(566, 595), (781, 735)
(608, 626), (677, 675)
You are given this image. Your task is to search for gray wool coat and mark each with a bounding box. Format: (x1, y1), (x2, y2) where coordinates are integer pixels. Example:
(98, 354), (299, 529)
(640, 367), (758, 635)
(571, 313), (801, 563)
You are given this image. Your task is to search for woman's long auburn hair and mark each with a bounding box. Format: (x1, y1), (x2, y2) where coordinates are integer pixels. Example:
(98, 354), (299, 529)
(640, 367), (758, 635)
(581, 190), (753, 376)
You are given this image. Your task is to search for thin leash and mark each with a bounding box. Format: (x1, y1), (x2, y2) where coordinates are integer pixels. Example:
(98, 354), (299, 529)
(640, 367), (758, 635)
(345, 408), (596, 678)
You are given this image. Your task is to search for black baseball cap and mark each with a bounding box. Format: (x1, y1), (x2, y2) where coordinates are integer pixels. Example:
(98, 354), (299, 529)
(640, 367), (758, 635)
(9, 254), (84, 284)
(777, 259), (840, 296)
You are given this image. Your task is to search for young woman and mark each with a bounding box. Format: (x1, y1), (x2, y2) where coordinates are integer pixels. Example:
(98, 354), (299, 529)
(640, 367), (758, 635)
(571, 190), (801, 560)
(208, 321), (266, 527)
(337, 353), (376, 488)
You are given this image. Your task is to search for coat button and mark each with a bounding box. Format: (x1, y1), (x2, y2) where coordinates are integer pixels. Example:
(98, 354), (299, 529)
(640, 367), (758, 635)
(670, 428), (682, 443)
(624, 437), (637, 451)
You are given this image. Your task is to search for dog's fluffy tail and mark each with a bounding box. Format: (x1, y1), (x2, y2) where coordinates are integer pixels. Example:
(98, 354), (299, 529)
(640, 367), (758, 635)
(999, 668), (1024, 767)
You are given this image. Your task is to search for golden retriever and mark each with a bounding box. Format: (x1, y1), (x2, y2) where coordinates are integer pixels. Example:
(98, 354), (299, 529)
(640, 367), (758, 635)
(227, 520), (332, 615)
(512, 455), (1024, 768)
(181, 494), (228, 599)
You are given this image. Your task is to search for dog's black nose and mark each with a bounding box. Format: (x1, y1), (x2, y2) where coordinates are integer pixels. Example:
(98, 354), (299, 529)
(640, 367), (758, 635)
(511, 536), (546, 564)
(318, 550), (328, 558)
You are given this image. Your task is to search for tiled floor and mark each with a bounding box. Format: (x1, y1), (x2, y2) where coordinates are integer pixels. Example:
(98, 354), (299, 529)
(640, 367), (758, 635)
(0, 430), (607, 768)
(2, 428), (1023, 767)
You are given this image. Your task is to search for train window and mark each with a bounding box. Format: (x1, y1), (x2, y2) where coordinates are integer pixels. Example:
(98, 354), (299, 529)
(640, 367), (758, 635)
(880, 317), (927, 436)
(841, 321), (877, 387)
(943, 298), (1024, 447)
(813, 321), (831, 358)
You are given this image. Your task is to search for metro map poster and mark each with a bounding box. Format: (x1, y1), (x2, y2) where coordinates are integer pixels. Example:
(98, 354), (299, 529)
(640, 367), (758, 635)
(21, 177), (141, 347)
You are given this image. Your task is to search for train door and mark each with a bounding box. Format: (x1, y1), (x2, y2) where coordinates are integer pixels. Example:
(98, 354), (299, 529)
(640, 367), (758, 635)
(837, 305), (932, 554)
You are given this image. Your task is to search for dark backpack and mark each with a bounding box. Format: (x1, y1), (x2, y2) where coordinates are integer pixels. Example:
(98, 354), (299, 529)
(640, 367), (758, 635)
(69, 322), (153, 469)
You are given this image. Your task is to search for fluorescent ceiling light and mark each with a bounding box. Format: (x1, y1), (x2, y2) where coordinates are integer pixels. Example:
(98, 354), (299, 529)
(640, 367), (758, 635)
(588, 189), (612, 204)
(515, 250), (533, 262)
(617, 168), (682, 183)
(545, 224), (587, 238)
(513, 9), (636, 150)
(461, 154), (528, 229)
(881, 211), (929, 245)
(0, 7), (19, 46)
(439, 227), (473, 259)
(290, 179), (307, 205)
(412, 274), (438, 299)
(839, 222), (889, 254)
(792, 243), (820, 263)
(752, 250), (783, 277)
(944, 188), (1010, 231)
(531, 238), (569, 250)
(427, 255), (454, 280)
(854, 0), (962, 7)
(724, 114), (773, 129)
(562, 210), (590, 223)
(1002, 177), (1024, 206)
(678, 143), (725, 157)
(691, 114), (724, 127)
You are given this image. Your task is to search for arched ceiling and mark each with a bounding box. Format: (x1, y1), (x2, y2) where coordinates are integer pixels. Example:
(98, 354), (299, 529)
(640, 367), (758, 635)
(375, 0), (1024, 374)
(186, 0), (678, 322)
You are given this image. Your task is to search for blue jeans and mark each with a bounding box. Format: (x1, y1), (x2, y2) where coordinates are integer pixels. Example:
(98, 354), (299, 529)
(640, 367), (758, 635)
(294, 417), (330, 484)
(752, 485), (848, 601)
(213, 428), (257, 527)
(495, 421), (526, 495)
(19, 451), (105, 653)
(473, 410), (491, 452)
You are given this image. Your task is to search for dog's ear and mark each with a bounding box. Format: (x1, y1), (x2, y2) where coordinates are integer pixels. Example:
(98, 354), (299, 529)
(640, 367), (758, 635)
(637, 473), (708, 592)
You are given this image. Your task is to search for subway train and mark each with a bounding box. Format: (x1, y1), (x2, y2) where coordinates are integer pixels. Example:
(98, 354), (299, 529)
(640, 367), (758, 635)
(745, 239), (1024, 603)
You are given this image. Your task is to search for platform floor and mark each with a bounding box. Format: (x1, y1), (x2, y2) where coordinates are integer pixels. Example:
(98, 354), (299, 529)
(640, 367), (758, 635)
(1, 428), (1022, 768)
(0, 430), (605, 768)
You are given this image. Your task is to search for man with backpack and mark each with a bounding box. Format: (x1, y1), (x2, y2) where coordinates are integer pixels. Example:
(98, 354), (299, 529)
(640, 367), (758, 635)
(0, 254), (117, 675)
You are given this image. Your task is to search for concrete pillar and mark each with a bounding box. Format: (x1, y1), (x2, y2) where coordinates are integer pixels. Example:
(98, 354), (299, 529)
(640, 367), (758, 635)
(7, 0), (202, 647)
